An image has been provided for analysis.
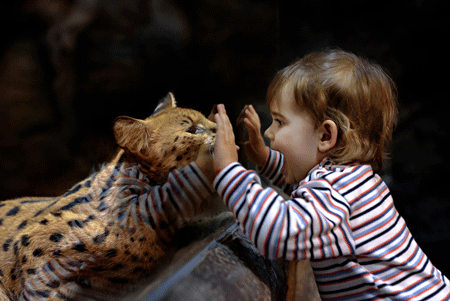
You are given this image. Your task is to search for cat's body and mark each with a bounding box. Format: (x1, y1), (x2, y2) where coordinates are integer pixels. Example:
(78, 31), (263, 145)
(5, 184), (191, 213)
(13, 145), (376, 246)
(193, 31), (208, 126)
(0, 93), (218, 300)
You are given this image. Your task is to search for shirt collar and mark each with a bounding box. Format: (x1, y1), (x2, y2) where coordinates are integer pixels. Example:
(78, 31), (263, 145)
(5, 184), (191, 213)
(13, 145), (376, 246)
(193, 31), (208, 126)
(306, 157), (356, 177)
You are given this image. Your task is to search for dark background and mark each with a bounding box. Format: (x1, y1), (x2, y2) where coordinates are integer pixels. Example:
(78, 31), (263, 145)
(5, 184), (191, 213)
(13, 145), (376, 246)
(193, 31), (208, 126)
(1, 0), (449, 275)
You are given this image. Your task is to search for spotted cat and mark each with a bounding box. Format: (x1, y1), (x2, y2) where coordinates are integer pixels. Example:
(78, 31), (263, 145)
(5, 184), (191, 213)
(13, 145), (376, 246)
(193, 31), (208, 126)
(0, 93), (218, 301)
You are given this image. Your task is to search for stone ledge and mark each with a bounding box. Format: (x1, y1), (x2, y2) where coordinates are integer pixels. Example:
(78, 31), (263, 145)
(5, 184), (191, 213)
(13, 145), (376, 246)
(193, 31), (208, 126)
(132, 223), (288, 301)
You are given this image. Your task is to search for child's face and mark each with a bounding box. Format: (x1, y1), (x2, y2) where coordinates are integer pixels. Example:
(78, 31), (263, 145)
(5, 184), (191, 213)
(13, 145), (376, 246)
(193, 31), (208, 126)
(265, 87), (324, 184)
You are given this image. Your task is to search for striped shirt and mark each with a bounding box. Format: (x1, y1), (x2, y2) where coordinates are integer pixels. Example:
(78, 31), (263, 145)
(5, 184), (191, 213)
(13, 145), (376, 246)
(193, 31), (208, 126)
(214, 149), (450, 300)
(110, 161), (215, 236)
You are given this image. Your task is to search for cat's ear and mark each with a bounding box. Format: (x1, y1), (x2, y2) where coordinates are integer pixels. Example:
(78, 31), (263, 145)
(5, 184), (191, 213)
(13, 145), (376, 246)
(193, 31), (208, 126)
(113, 116), (152, 156)
(152, 92), (177, 116)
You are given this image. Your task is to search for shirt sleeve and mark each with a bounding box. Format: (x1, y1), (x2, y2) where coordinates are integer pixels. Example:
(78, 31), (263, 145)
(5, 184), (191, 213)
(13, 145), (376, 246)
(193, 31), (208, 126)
(259, 148), (291, 195)
(214, 162), (355, 260)
(112, 162), (215, 235)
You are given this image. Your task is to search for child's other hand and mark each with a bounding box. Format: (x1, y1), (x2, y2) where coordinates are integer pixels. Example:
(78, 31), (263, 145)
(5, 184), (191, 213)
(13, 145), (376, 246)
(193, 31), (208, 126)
(241, 105), (268, 167)
(214, 104), (239, 174)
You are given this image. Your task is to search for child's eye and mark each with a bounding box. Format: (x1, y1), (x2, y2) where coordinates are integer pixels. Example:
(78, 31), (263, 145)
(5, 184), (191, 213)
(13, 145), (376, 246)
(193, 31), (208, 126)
(275, 119), (284, 126)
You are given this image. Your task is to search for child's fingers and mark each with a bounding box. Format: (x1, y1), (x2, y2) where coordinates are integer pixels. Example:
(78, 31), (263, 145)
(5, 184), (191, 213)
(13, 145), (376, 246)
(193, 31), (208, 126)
(245, 121), (263, 147)
(218, 103), (227, 115)
(215, 105), (234, 140)
(236, 105), (249, 124)
(247, 104), (257, 116)
(216, 104), (228, 123)
(244, 117), (259, 136)
(243, 105), (262, 141)
(245, 105), (261, 127)
(217, 105), (229, 127)
(215, 113), (227, 141)
(215, 105), (226, 128)
(213, 104), (239, 173)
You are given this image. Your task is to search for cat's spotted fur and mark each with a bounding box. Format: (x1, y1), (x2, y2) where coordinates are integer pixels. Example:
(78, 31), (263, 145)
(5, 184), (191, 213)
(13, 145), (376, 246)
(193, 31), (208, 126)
(0, 93), (217, 300)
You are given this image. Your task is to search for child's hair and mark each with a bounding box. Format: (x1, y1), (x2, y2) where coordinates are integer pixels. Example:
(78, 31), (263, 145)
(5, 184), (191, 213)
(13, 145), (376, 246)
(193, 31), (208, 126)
(267, 49), (398, 173)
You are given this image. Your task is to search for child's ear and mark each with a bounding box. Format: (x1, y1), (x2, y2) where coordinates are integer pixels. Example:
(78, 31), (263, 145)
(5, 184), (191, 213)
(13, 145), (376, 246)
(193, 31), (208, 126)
(318, 120), (338, 153)
(113, 116), (152, 156)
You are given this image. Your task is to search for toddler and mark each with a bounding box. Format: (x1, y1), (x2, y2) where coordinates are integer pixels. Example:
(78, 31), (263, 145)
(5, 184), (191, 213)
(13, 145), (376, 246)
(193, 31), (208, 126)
(211, 49), (450, 300)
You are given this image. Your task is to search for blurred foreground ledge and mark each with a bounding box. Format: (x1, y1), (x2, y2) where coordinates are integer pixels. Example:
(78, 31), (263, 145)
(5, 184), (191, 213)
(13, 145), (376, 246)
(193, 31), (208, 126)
(131, 221), (287, 301)
(127, 212), (320, 301)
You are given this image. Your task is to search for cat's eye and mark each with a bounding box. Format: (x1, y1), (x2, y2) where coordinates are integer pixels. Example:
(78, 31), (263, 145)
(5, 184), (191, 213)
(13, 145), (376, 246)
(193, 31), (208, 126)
(186, 125), (206, 134)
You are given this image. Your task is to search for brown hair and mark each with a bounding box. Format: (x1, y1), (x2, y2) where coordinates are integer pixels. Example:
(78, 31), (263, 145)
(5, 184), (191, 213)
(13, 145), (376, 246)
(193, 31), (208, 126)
(267, 49), (398, 172)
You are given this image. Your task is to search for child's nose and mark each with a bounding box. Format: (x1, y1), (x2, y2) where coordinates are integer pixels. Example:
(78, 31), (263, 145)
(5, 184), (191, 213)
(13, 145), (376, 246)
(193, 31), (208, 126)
(264, 127), (274, 141)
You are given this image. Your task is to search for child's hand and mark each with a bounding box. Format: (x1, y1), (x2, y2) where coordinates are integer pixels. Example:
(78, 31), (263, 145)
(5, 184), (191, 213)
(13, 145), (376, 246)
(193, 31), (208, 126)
(241, 105), (269, 167)
(194, 143), (215, 183)
(214, 104), (239, 174)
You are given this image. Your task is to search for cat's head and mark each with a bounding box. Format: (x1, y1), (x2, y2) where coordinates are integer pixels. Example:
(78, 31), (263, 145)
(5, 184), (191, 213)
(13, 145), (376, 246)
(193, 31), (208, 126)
(113, 93), (216, 183)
